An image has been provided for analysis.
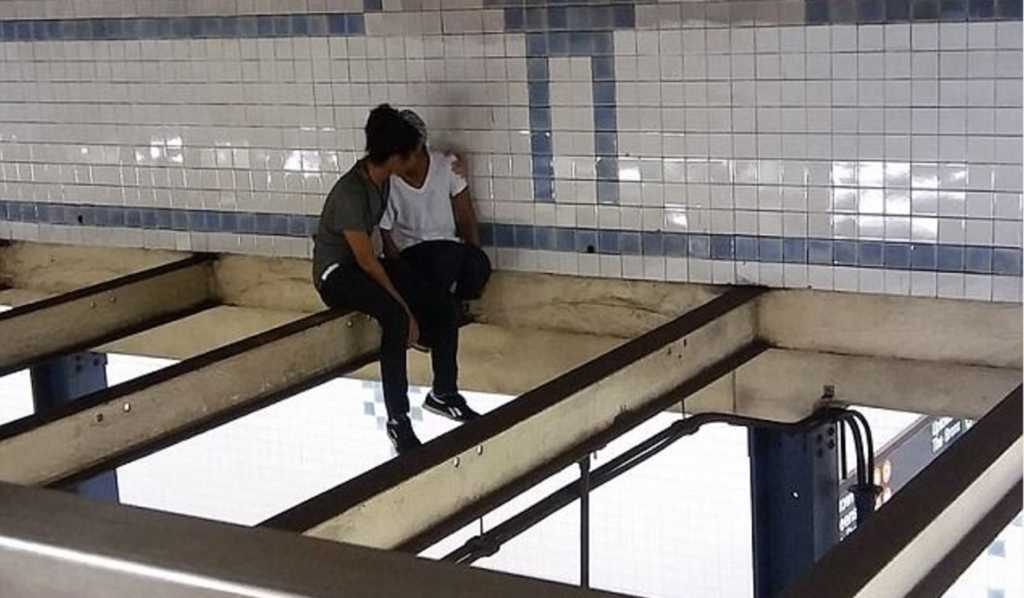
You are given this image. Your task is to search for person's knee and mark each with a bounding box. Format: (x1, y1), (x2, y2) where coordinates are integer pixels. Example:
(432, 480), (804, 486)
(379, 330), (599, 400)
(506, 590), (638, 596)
(379, 301), (410, 343)
(457, 247), (492, 300)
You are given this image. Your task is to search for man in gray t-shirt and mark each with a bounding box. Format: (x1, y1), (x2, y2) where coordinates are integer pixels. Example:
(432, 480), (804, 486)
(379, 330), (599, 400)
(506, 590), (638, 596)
(313, 104), (480, 454)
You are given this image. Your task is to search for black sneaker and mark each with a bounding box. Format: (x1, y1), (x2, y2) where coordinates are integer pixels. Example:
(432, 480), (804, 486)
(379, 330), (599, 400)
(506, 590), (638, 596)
(423, 391), (480, 423)
(386, 416), (422, 454)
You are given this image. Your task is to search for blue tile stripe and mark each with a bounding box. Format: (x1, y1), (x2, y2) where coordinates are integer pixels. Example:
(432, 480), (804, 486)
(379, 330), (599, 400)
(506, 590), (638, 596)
(808, 0), (1021, 22)
(2, 200), (1021, 275)
(511, 4), (632, 206)
(0, 13), (366, 41)
(478, 222), (1024, 276)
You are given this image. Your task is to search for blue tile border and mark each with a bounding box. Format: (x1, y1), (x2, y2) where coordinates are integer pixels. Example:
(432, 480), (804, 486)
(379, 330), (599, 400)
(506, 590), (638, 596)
(37, 199), (1011, 277)
(0, 13), (366, 42)
(807, 0), (1020, 22)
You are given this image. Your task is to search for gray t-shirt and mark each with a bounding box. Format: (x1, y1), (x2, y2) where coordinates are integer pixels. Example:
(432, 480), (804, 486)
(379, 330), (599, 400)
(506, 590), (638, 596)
(312, 161), (390, 288)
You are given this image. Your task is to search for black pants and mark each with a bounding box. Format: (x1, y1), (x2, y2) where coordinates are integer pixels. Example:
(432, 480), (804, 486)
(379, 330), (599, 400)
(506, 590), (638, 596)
(318, 260), (458, 419)
(401, 240), (492, 301)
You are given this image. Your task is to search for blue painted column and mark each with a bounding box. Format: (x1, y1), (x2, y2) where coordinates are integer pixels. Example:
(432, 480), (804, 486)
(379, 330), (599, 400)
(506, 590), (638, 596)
(30, 352), (120, 502)
(749, 423), (839, 598)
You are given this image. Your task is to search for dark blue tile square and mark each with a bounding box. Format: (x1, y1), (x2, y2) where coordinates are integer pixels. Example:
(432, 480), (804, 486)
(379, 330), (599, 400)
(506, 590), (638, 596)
(596, 157), (618, 181)
(592, 57), (614, 81)
(599, 229), (620, 254)
(689, 235), (711, 259)
(532, 158), (554, 179)
(593, 81), (616, 106)
(237, 213), (256, 234)
(220, 16), (239, 37)
(526, 32), (547, 56)
(126, 209), (143, 228)
(613, 4), (635, 28)
(21, 203), (38, 222)
(504, 4), (525, 28)
(597, 181), (619, 205)
(288, 214), (306, 236)
(307, 14), (327, 36)
(807, 0), (831, 22)
(548, 32), (569, 55)
(784, 238), (808, 263)
(253, 214), (272, 234)
(272, 15), (291, 37)
(736, 236), (759, 261)
(594, 107), (617, 132)
(566, 6), (592, 28)
(68, 19), (89, 40)
(834, 240), (858, 265)
(859, 0), (886, 20)
(155, 209), (172, 229)
(103, 207), (123, 227)
(885, 243), (912, 269)
(185, 16), (203, 38)
(169, 17), (189, 38)
(203, 16), (224, 37)
(93, 19), (113, 40)
(142, 209), (157, 228)
(31, 20), (48, 41)
(760, 238), (784, 262)
(996, 0), (1023, 17)
(326, 14), (347, 35)
(529, 107), (551, 130)
(346, 15), (365, 35)
(937, 245), (964, 272)
(591, 6), (614, 28)
(535, 178), (554, 202)
(569, 32), (592, 55)
(257, 15), (276, 36)
(620, 232), (641, 255)
(531, 132), (553, 156)
(592, 32), (613, 56)
(595, 133), (617, 157)
(80, 207), (98, 226)
(969, 0), (995, 17)
(171, 210), (188, 231)
(642, 231), (664, 256)
(270, 214), (287, 235)
(992, 248), (1023, 276)
(289, 15), (310, 36)
(859, 241), (884, 267)
(831, 0), (859, 21)
(548, 6), (568, 29)
(941, 0), (968, 18)
(527, 57), (549, 81)
(306, 216), (319, 236)
(93, 207), (108, 226)
(887, 0), (912, 18)
(913, 0), (940, 18)
(528, 82), (550, 106)
(557, 228), (575, 252)
(364, 0), (383, 11)
(479, 222), (494, 246)
(576, 229), (598, 253)
(911, 243), (937, 270)
(664, 233), (689, 258)
(46, 20), (64, 40)
(535, 226), (557, 250)
(1, 22), (15, 42)
(965, 246), (993, 273)
(120, 18), (138, 38)
(525, 7), (546, 29)
(711, 235), (734, 260)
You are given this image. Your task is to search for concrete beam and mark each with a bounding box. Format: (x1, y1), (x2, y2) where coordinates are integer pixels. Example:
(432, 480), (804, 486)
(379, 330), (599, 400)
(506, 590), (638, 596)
(0, 309), (379, 487)
(262, 287), (763, 550)
(0, 242), (185, 294)
(0, 255), (217, 376)
(0, 482), (627, 598)
(757, 290), (1023, 369)
(729, 349), (1022, 421)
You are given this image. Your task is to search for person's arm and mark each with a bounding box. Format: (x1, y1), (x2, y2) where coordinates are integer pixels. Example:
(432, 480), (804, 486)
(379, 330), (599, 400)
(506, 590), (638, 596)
(381, 229), (402, 260)
(451, 188), (480, 247)
(343, 229), (419, 346)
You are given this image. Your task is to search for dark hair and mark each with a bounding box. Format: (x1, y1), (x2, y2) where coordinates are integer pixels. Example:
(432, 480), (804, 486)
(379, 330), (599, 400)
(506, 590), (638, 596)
(364, 104), (422, 165)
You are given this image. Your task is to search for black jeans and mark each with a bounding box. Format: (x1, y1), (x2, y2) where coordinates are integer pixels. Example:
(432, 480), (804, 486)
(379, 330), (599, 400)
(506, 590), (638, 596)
(317, 259), (458, 419)
(401, 240), (492, 300)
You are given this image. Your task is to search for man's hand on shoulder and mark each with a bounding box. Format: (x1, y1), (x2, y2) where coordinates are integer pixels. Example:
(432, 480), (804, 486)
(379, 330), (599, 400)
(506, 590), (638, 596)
(446, 151), (468, 178)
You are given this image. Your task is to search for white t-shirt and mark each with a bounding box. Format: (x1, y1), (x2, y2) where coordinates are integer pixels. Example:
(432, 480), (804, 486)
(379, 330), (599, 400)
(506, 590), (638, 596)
(380, 150), (468, 252)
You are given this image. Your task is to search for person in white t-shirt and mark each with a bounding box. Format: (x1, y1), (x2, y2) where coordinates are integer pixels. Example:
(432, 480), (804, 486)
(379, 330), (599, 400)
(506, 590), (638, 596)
(380, 109), (491, 301)
(379, 109), (491, 423)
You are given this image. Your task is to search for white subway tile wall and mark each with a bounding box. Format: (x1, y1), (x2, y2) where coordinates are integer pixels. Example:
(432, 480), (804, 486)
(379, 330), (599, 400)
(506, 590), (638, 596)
(0, 0), (1020, 301)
